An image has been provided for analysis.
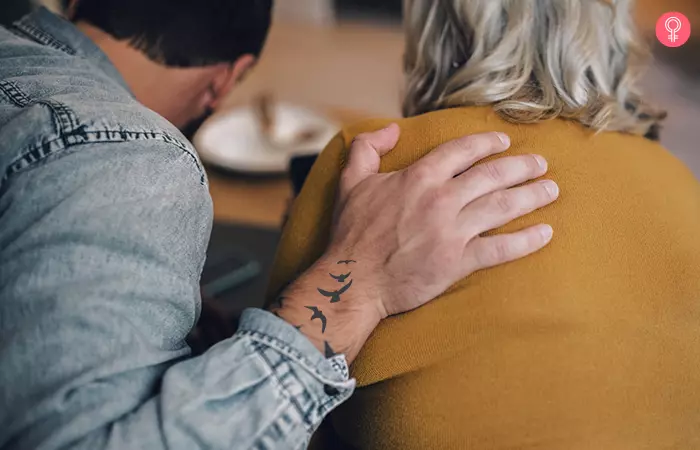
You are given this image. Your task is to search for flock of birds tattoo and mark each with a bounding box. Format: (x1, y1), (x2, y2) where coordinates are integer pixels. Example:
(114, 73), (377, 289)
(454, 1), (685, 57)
(305, 260), (357, 357)
(272, 261), (357, 358)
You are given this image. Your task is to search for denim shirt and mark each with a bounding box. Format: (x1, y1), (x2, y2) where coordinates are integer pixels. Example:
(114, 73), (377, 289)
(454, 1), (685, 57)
(0, 8), (353, 450)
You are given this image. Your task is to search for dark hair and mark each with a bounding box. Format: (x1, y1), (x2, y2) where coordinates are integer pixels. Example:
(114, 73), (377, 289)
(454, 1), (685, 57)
(71, 0), (273, 67)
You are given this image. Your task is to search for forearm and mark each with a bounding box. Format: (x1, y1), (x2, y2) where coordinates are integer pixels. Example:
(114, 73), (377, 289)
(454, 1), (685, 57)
(271, 252), (383, 365)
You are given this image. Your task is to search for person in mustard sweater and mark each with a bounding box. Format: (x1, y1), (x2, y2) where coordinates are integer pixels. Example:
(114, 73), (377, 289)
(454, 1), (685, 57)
(267, 0), (700, 448)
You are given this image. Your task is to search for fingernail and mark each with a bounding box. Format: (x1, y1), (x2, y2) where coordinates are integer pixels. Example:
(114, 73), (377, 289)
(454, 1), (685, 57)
(540, 180), (559, 198)
(383, 123), (397, 132)
(534, 155), (547, 171)
(496, 133), (510, 148)
(539, 224), (554, 242)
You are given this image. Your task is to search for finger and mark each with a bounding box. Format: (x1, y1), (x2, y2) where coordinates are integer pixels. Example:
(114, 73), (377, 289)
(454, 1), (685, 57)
(460, 180), (559, 237)
(451, 154), (548, 206)
(413, 132), (510, 181)
(340, 123), (400, 194)
(463, 224), (554, 272)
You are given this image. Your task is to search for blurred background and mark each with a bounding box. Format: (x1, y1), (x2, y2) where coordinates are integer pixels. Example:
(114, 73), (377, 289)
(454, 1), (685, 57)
(2, 0), (698, 338)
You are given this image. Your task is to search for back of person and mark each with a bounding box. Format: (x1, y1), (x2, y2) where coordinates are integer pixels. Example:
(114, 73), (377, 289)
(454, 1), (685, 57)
(0, 9), (213, 448)
(267, 0), (700, 446)
(268, 107), (700, 448)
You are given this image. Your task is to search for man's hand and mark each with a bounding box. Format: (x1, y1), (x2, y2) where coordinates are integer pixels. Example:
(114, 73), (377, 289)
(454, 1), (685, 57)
(275, 124), (558, 363)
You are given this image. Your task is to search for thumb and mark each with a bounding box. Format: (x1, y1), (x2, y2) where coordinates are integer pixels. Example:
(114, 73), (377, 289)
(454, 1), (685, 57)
(340, 123), (400, 195)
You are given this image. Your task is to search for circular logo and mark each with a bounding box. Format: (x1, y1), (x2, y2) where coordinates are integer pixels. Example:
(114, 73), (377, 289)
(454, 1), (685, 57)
(656, 12), (691, 47)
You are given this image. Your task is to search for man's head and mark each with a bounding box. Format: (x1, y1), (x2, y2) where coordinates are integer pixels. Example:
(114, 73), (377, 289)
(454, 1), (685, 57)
(67, 0), (273, 133)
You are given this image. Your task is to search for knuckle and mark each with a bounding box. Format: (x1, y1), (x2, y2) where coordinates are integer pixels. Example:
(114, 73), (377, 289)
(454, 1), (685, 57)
(350, 135), (370, 150)
(352, 132), (371, 144)
(477, 240), (510, 266)
(493, 240), (511, 261)
(350, 133), (381, 153)
(464, 133), (502, 154)
(433, 237), (458, 260)
(410, 163), (434, 184)
(481, 161), (503, 183)
(431, 187), (452, 210)
(454, 135), (478, 155)
(447, 133), (503, 168)
(420, 187), (443, 212)
(443, 245), (462, 268)
(473, 244), (489, 268)
(493, 191), (512, 213)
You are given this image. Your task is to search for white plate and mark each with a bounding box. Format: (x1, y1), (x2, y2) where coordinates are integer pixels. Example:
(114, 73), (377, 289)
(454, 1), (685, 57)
(193, 103), (340, 174)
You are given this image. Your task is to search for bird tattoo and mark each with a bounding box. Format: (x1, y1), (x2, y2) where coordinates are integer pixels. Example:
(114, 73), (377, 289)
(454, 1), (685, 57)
(324, 341), (336, 358)
(329, 272), (351, 283)
(305, 306), (327, 333)
(336, 260), (357, 265)
(317, 280), (353, 303)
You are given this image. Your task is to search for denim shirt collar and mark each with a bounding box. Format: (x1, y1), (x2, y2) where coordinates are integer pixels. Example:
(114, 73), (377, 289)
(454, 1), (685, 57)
(12, 7), (132, 95)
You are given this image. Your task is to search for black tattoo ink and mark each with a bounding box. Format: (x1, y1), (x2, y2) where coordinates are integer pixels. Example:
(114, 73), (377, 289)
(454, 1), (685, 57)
(317, 280), (353, 303)
(305, 306), (328, 333)
(329, 272), (351, 283)
(337, 260), (357, 265)
(294, 325), (303, 331)
(324, 341), (336, 358)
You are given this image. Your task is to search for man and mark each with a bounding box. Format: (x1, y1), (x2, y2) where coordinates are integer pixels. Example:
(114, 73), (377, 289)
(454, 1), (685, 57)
(0, 2), (558, 449)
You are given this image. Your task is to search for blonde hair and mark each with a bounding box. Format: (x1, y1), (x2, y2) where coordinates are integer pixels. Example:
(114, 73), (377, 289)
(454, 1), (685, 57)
(403, 0), (665, 137)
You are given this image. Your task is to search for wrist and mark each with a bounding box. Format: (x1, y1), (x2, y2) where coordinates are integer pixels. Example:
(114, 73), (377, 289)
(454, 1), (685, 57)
(321, 242), (390, 319)
(271, 252), (383, 364)
(316, 249), (387, 318)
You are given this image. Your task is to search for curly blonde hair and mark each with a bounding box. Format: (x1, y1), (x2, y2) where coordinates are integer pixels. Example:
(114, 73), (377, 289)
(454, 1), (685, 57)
(403, 0), (665, 137)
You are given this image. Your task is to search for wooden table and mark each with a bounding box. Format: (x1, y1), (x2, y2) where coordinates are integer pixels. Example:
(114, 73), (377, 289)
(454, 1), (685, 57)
(207, 173), (291, 228)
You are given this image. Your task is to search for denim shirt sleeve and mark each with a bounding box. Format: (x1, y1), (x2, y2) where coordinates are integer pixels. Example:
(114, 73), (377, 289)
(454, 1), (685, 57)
(0, 137), (354, 450)
(158, 309), (355, 450)
(80, 308), (356, 450)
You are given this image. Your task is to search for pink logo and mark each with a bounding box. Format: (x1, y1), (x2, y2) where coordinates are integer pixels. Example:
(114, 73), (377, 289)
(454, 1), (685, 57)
(656, 12), (691, 47)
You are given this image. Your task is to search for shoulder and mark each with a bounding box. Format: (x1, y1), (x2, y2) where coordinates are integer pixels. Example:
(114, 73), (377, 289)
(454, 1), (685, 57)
(337, 107), (675, 157)
(322, 108), (501, 173)
(0, 32), (203, 187)
(3, 136), (213, 281)
(336, 107), (500, 148)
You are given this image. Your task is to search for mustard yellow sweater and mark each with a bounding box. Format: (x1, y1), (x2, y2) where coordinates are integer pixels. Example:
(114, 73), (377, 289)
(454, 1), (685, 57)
(267, 107), (700, 449)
